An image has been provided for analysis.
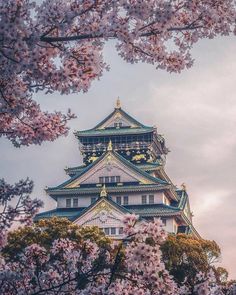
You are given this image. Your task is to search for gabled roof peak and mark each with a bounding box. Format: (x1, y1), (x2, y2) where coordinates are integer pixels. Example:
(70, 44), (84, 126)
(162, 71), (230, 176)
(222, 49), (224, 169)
(115, 97), (121, 109)
(100, 184), (108, 198)
(92, 106), (149, 130)
(107, 140), (113, 151)
(47, 148), (169, 192)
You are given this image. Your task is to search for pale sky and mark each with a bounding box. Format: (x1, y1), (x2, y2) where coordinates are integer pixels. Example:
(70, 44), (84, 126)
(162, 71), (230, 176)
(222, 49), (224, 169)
(1, 36), (236, 278)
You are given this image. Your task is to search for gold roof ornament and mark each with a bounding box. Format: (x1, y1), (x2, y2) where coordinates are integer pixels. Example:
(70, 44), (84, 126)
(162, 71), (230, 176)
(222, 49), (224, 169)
(100, 184), (108, 198)
(181, 183), (187, 191)
(107, 140), (113, 151)
(115, 97), (121, 109)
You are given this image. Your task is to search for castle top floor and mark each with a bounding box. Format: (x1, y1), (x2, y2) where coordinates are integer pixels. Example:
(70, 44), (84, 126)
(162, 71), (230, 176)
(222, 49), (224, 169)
(75, 99), (169, 166)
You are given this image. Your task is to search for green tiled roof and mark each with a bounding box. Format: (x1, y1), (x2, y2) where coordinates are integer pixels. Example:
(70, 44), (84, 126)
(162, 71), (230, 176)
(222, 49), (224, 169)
(35, 196), (131, 222)
(47, 184), (171, 199)
(35, 188), (199, 238)
(65, 165), (87, 176)
(34, 208), (85, 221)
(47, 150), (168, 192)
(75, 106), (153, 138)
(75, 127), (153, 137)
(66, 161), (161, 177)
(124, 204), (180, 217)
(135, 162), (161, 171)
(93, 108), (149, 129)
(35, 203), (180, 221)
(176, 189), (188, 209)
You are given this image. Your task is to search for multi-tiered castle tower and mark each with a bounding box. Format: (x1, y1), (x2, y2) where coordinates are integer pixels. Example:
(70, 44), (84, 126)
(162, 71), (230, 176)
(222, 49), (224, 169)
(36, 99), (199, 238)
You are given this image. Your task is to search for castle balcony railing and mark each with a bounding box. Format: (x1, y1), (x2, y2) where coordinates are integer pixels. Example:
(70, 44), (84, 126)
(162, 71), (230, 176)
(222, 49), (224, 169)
(80, 142), (150, 153)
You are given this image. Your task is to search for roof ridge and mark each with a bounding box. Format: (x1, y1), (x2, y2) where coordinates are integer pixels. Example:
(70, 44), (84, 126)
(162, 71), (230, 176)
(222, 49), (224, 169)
(48, 150), (168, 191)
(72, 195), (131, 222)
(124, 203), (180, 210)
(78, 107), (151, 132)
(112, 150), (168, 185)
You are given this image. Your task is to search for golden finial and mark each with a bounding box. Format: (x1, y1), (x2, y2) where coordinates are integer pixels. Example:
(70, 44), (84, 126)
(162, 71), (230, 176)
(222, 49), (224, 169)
(115, 97), (121, 109)
(181, 183), (186, 191)
(107, 140), (113, 151)
(100, 184), (108, 198)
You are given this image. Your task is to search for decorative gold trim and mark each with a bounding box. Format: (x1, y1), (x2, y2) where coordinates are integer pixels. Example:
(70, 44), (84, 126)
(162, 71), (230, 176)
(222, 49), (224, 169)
(107, 140), (113, 151)
(115, 97), (121, 109)
(100, 184), (108, 197)
(181, 183), (186, 191)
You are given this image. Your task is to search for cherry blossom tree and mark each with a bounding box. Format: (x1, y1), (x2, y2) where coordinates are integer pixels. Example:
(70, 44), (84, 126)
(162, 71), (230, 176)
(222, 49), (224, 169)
(0, 2), (235, 293)
(0, 0), (235, 240)
(0, 0), (235, 146)
(0, 215), (179, 295)
(0, 214), (232, 295)
(0, 178), (42, 249)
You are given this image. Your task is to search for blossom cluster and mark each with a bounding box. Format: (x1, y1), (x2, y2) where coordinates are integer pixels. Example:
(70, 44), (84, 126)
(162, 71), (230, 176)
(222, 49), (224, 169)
(0, 214), (231, 294)
(0, 178), (42, 249)
(0, 0), (235, 146)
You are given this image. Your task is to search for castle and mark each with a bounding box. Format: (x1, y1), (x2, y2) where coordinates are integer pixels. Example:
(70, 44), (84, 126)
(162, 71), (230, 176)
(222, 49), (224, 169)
(36, 99), (199, 238)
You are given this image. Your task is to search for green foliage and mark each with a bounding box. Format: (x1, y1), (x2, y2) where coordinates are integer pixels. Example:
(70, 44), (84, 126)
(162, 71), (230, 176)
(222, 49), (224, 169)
(3, 217), (111, 261)
(213, 267), (229, 284)
(161, 233), (221, 287)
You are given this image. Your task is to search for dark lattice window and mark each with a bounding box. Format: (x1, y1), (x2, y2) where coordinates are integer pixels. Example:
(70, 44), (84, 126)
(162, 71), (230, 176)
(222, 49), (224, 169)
(111, 227), (116, 235)
(149, 195), (154, 204)
(123, 196), (129, 205)
(66, 199), (71, 208)
(142, 195), (147, 204)
(116, 196), (122, 205)
(73, 198), (78, 207)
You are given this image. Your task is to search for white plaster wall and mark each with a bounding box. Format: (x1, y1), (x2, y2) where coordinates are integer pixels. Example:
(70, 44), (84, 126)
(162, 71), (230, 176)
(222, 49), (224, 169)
(99, 112), (132, 129)
(57, 192), (168, 208)
(57, 196), (95, 208)
(75, 216), (178, 239)
(164, 218), (178, 233)
(111, 192), (165, 205)
(74, 202), (125, 238)
(81, 164), (138, 184)
(81, 216), (124, 228)
(106, 117), (130, 128)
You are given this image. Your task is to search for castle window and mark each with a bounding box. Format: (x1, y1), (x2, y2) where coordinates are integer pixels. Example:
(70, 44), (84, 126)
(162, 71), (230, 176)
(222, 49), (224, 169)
(73, 198), (78, 207)
(104, 228), (110, 235)
(111, 227), (116, 235)
(119, 227), (123, 235)
(115, 176), (121, 183)
(123, 196), (129, 205)
(142, 195), (147, 204)
(149, 195), (154, 204)
(174, 224), (178, 234)
(66, 199), (71, 208)
(91, 197), (97, 204)
(162, 218), (167, 226)
(116, 196), (122, 205)
(98, 176), (121, 184)
(114, 122), (122, 128)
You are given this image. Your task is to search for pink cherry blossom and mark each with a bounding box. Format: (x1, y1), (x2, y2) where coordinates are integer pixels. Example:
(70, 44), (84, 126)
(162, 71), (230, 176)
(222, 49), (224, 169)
(0, 0), (235, 146)
(0, 178), (42, 249)
(0, 213), (233, 294)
